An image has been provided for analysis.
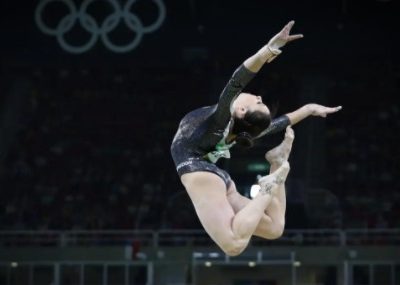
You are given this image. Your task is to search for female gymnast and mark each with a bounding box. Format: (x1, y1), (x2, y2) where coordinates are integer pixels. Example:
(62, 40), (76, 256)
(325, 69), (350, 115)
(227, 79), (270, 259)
(171, 21), (342, 256)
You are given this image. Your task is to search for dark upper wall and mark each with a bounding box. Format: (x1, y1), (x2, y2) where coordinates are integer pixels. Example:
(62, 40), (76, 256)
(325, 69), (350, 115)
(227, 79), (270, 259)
(1, 0), (398, 68)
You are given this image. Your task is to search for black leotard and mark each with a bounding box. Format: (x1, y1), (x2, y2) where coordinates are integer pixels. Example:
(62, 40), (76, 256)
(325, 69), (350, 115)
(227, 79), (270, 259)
(170, 64), (290, 186)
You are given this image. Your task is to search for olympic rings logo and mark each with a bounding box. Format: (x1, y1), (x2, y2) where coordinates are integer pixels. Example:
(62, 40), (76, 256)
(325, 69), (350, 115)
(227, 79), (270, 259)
(35, 0), (166, 54)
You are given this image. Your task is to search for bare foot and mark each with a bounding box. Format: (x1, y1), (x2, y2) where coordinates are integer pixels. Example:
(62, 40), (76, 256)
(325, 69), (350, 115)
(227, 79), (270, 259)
(265, 126), (295, 166)
(258, 161), (290, 195)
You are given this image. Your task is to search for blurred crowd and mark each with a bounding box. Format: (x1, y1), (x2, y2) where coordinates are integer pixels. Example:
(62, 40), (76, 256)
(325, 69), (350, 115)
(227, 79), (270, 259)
(0, 58), (399, 231)
(326, 60), (400, 229)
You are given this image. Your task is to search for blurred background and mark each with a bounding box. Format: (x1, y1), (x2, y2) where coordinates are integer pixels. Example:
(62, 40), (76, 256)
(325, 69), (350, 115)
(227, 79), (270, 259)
(0, 0), (399, 284)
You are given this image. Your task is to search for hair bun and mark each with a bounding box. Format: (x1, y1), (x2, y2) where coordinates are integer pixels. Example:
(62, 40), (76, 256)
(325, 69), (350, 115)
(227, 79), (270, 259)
(235, 132), (254, 148)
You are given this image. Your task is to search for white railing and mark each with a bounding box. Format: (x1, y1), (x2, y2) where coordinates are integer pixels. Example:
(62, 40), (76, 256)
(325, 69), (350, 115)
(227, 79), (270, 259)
(0, 229), (399, 247)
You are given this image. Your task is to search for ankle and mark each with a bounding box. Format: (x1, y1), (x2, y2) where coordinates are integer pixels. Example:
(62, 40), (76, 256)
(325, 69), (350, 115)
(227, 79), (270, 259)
(258, 183), (278, 196)
(269, 163), (281, 172)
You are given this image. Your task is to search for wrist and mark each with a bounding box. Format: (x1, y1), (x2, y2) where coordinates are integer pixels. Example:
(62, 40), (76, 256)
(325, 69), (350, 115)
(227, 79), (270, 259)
(304, 104), (315, 116)
(267, 45), (281, 54)
(257, 45), (282, 63)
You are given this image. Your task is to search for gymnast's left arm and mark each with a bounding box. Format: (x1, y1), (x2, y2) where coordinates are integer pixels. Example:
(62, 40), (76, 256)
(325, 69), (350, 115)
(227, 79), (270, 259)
(286, 103), (342, 125)
(244, 20), (303, 73)
(256, 104), (342, 138)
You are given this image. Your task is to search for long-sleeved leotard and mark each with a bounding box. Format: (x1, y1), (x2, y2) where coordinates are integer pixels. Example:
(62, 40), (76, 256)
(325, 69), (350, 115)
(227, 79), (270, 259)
(170, 64), (290, 186)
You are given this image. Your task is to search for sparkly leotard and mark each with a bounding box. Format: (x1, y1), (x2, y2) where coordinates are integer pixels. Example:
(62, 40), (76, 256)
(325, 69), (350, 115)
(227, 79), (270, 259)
(170, 64), (290, 186)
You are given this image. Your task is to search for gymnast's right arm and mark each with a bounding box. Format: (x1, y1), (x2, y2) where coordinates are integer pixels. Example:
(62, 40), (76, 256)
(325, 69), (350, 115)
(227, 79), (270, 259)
(212, 21), (303, 126)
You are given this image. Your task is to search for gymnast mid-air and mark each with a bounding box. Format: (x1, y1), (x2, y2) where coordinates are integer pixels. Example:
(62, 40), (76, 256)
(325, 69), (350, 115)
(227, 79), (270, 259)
(171, 21), (342, 256)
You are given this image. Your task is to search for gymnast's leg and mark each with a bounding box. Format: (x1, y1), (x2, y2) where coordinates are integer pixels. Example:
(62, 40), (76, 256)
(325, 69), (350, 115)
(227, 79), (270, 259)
(227, 126), (294, 239)
(263, 126), (295, 233)
(180, 163), (289, 256)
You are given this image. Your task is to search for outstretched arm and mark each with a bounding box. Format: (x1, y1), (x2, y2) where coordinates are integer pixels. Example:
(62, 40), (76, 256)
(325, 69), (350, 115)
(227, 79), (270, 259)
(286, 104), (342, 125)
(213, 21), (303, 127)
(244, 20), (303, 73)
(256, 104), (342, 138)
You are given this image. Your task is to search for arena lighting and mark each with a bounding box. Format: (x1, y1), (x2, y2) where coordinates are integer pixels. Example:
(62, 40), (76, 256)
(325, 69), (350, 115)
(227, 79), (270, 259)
(193, 252), (204, 258)
(204, 261), (212, 267)
(293, 261), (301, 267)
(208, 252), (220, 258)
(248, 261), (256, 267)
(247, 163), (268, 172)
(348, 250), (358, 259)
(10, 262), (18, 268)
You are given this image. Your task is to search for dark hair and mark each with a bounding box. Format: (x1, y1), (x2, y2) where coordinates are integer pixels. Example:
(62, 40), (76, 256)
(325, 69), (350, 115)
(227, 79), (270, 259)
(232, 110), (272, 148)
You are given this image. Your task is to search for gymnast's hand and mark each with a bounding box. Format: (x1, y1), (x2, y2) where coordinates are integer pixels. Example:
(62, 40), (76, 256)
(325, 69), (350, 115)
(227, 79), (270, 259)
(245, 20), (303, 71)
(307, 104), (342, 118)
(267, 20), (303, 51)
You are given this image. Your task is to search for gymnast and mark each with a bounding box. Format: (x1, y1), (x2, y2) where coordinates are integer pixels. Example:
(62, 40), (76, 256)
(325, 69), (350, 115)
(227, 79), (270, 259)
(171, 21), (342, 256)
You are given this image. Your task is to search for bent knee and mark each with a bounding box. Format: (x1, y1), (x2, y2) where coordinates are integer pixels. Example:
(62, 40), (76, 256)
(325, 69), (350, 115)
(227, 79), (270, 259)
(267, 221), (285, 240)
(220, 238), (248, 256)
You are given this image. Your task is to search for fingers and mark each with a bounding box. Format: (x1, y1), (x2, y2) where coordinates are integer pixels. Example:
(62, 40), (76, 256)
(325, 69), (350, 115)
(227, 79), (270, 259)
(283, 20), (296, 35)
(285, 20), (295, 32)
(282, 20), (303, 42)
(324, 106), (342, 115)
(312, 105), (342, 118)
(287, 34), (304, 42)
(279, 20), (294, 35)
(330, 106), (342, 112)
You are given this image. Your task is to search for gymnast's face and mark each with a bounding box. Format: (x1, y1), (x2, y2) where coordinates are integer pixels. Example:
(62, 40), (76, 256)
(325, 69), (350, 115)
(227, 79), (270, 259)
(232, 93), (270, 119)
